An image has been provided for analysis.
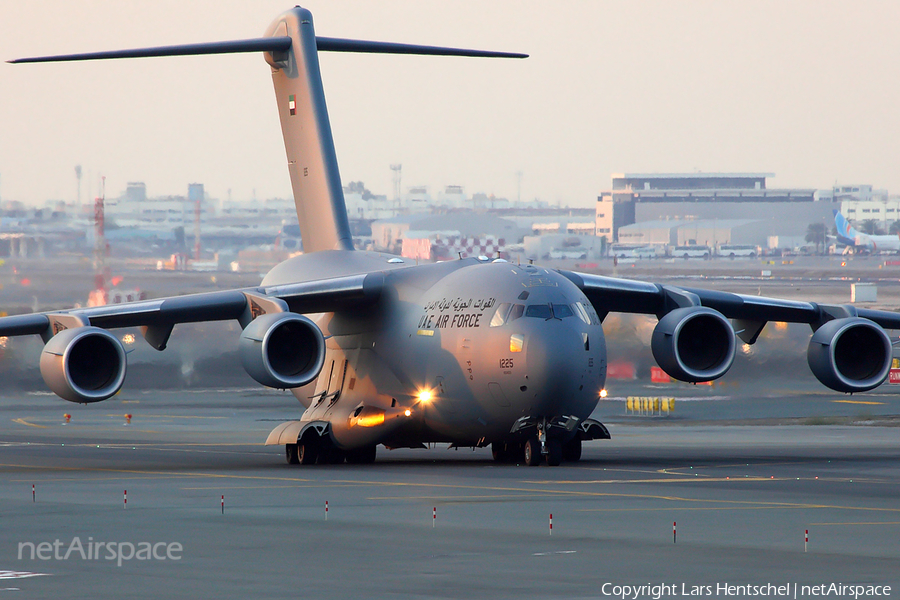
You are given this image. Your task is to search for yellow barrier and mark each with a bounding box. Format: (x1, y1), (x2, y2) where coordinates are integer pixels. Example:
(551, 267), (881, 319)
(624, 396), (676, 416)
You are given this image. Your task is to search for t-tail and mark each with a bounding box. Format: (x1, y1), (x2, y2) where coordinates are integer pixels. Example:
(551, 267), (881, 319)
(10, 6), (526, 253)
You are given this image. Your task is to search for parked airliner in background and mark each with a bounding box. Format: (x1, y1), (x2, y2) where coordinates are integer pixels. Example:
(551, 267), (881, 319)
(3, 7), (900, 467)
(834, 210), (900, 253)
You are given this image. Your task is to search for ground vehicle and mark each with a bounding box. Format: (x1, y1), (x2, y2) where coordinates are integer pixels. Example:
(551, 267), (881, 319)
(610, 245), (659, 259)
(717, 244), (758, 258)
(610, 244), (639, 259)
(633, 246), (661, 259)
(673, 244), (711, 259)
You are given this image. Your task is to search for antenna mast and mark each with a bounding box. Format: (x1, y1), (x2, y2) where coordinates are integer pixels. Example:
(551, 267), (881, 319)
(90, 176), (107, 306)
(390, 164), (402, 212)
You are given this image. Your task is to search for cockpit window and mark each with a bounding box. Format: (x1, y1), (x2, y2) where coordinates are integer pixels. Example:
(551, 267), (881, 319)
(510, 334), (524, 353)
(490, 303), (512, 327)
(507, 304), (525, 323)
(573, 302), (591, 324)
(584, 302), (601, 324)
(552, 304), (573, 319)
(524, 304), (553, 319)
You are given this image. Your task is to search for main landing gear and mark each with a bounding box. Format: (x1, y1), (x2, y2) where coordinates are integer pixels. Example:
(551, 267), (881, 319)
(285, 433), (377, 466)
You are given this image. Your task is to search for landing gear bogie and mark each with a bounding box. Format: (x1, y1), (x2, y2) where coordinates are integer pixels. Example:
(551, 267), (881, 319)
(545, 439), (563, 466)
(285, 443), (300, 465)
(563, 437), (582, 462)
(346, 445), (377, 464)
(298, 440), (318, 465)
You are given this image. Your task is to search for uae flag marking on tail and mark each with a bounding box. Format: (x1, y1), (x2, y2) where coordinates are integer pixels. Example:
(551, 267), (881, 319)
(288, 95), (296, 116)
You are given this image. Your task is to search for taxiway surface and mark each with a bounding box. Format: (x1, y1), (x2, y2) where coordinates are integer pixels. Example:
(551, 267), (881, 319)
(1, 388), (898, 599)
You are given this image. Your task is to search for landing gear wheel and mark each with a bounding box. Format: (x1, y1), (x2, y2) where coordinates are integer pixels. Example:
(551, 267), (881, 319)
(285, 443), (300, 465)
(317, 447), (346, 465)
(545, 439), (562, 466)
(492, 442), (511, 462)
(563, 437), (582, 462)
(523, 437), (542, 467)
(298, 438), (319, 465)
(347, 445), (377, 464)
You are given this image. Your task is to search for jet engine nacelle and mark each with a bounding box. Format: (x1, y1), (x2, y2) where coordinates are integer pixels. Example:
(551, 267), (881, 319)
(39, 327), (127, 403)
(239, 313), (326, 389)
(807, 317), (891, 393)
(651, 307), (736, 383)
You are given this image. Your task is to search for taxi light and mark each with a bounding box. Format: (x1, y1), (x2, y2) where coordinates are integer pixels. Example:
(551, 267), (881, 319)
(416, 390), (433, 403)
(599, 389), (608, 398)
(404, 409), (412, 417)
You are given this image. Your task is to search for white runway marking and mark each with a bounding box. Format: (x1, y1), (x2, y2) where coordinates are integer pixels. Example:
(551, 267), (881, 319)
(0, 570), (49, 580)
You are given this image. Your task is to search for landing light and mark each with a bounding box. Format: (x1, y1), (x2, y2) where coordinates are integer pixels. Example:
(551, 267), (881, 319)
(599, 389), (608, 398)
(416, 390), (433, 403)
(404, 409), (412, 417)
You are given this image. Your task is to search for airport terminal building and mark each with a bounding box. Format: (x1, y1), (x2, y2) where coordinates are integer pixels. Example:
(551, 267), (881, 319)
(596, 173), (836, 250)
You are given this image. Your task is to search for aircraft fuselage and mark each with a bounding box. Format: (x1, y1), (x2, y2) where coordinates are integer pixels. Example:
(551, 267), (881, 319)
(262, 253), (607, 449)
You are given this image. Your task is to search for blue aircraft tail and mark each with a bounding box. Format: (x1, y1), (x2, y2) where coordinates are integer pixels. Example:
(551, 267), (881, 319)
(833, 210), (861, 246)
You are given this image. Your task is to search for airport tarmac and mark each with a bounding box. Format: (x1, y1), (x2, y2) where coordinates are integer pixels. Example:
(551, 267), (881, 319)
(1, 388), (898, 599)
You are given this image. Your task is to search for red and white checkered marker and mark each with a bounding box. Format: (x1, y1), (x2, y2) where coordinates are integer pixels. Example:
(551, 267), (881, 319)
(124, 490), (127, 509)
(673, 521), (676, 544)
(221, 495), (224, 514)
(325, 500), (328, 521)
(549, 513), (553, 535)
(32, 484), (34, 502)
(805, 529), (808, 552)
(432, 507), (436, 528)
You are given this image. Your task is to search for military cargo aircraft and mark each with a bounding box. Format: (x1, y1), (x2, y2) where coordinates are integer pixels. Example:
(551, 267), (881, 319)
(4, 7), (899, 466)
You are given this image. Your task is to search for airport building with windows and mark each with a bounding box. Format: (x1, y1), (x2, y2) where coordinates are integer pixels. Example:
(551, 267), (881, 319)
(595, 173), (836, 249)
(818, 184), (900, 233)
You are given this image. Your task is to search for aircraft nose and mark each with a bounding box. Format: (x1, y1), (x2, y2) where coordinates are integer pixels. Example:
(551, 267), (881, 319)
(522, 321), (601, 417)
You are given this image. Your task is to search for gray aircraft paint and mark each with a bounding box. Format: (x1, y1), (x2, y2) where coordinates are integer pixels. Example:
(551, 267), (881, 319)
(4, 6), (900, 465)
(264, 10), (354, 253)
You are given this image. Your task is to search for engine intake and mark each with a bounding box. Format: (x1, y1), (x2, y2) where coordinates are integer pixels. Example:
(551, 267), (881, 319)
(651, 307), (736, 382)
(807, 317), (891, 393)
(40, 327), (127, 403)
(239, 313), (326, 388)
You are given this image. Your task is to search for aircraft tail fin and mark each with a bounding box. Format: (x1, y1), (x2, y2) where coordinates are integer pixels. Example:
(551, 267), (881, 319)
(834, 210), (860, 244)
(10, 6), (526, 254)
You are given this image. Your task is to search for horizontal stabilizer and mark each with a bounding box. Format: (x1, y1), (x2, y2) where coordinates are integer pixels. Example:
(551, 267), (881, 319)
(8, 37), (293, 63)
(315, 37), (527, 58)
(9, 37), (525, 65)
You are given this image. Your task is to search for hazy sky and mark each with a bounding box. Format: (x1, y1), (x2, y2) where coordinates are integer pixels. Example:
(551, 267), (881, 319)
(2, 1), (900, 208)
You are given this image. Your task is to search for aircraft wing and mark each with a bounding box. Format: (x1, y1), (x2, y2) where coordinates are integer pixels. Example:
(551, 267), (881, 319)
(559, 270), (900, 341)
(0, 272), (383, 349)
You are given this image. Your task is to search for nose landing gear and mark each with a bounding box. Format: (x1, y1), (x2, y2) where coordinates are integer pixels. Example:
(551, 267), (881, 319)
(502, 416), (609, 466)
(523, 437), (542, 466)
